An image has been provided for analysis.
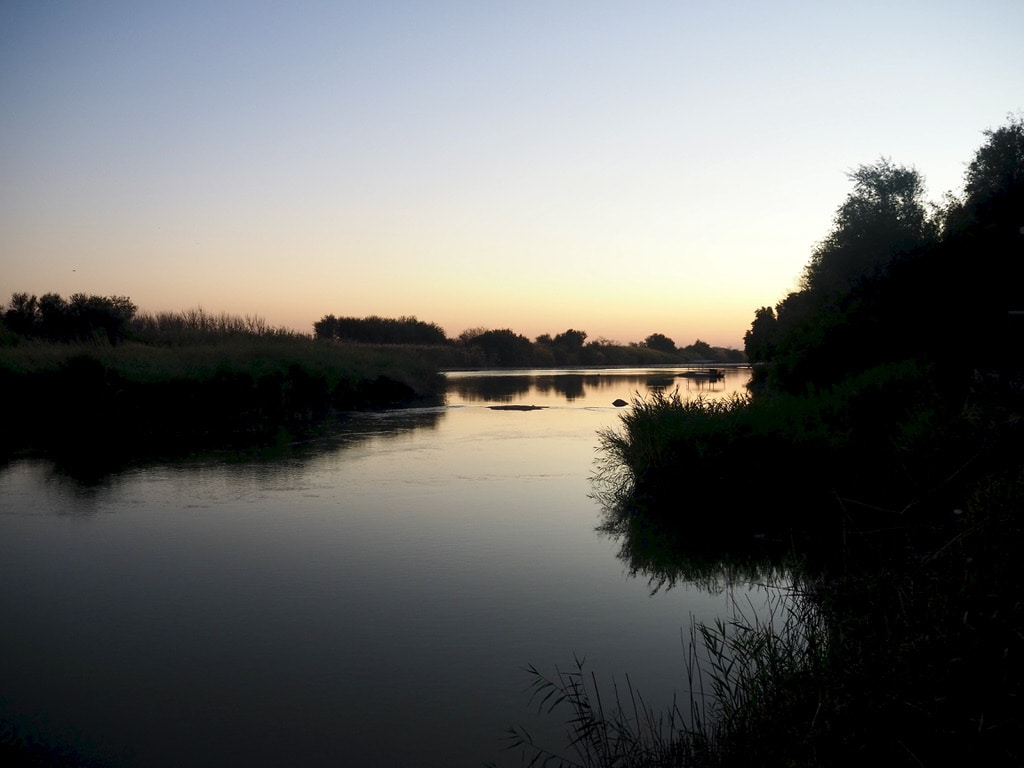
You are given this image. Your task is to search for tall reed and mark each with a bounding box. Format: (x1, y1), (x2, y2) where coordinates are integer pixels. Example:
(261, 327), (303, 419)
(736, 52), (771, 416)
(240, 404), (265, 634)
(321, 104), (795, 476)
(130, 307), (304, 344)
(497, 582), (828, 768)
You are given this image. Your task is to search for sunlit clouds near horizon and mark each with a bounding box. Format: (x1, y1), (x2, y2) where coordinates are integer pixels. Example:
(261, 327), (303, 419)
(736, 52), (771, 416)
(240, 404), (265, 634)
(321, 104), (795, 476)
(2, 1), (1021, 347)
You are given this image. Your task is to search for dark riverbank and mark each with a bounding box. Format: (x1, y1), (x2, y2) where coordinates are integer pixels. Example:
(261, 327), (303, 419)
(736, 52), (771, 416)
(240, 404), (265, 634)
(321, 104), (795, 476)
(0, 338), (445, 472)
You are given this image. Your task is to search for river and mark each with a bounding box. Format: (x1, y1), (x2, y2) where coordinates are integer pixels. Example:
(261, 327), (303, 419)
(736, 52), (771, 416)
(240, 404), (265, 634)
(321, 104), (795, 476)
(0, 366), (771, 767)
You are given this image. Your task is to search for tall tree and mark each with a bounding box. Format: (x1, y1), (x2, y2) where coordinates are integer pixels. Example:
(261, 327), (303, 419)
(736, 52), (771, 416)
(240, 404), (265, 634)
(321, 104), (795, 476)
(743, 307), (779, 363)
(950, 114), (1024, 240)
(3, 293), (39, 336)
(802, 159), (937, 296)
(463, 329), (533, 366)
(643, 333), (676, 353)
(553, 329), (587, 350)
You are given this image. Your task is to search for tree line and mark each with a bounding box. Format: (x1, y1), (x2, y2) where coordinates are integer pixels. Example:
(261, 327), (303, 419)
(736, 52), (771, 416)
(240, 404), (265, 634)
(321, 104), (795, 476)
(313, 315), (743, 367)
(2, 292), (138, 345)
(744, 114), (1024, 393)
(1, 297), (743, 368)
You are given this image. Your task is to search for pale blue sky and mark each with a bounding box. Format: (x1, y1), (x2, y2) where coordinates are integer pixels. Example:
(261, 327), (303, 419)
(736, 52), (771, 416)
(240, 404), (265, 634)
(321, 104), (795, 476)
(2, 1), (1021, 346)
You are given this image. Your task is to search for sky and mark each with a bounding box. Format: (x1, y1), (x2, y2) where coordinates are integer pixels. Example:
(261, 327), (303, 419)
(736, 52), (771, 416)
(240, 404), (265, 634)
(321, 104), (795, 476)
(1, 1), (1021, 348)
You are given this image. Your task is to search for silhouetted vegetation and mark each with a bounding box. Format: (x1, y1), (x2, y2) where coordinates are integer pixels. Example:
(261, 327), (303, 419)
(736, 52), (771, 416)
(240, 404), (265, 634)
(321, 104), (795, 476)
(642, 332), (677, 353)
(131, 307), (305, 344)
(461, 330), (744, 368)
(745, 117), (1024, 395)
(3, 292), (137, 345)
(314, 313), (447, 345)
(303, 312), (745, 369)
(0, 307), (445, 472)
(459, 328), (536, 366)
(521, 115), (1024, 767)
(0, 291), (742, 473)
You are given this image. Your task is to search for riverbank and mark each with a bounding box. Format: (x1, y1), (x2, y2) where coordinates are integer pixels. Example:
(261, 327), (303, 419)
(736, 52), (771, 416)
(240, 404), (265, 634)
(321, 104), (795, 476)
(576, 360), (1024, 766)
(0, 338), (445, 471)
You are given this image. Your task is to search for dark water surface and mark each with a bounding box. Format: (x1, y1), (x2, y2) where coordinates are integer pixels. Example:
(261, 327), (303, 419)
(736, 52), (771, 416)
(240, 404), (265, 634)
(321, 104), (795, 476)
(0, 367), (767, 767)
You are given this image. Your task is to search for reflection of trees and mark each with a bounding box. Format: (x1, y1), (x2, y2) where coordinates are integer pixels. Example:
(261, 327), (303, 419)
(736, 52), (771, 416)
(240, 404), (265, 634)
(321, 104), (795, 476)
(48, 408), (447, 487)
(327, 408), (444, 444)
(679, 378), (724, 394)
(593, 495), (799, 595)
(448, 370), (752, 406)
(533, 375), (591, 401)
(644, 375), (676, 391)
(447, 376), (532, 403)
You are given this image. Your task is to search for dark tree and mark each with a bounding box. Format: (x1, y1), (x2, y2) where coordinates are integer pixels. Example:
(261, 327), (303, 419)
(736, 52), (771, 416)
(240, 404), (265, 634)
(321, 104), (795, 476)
(759, 117), (1024, 393)
(553, 329), (587, 350)
(962, 114), (1024, 228)
(314, 314), (339, 340)
(38, 293), (69, 340)
(3, 293), (39, 336)
(743, 307), (779, 363)
(67, 293), (137, 344)
(314, 314), (447, 345)
(463, 329), (534, 366)
(937, 115), (1024, 369)
(643, 333), (676, 353)
(4, 292), (135, 344)
(683, 339), (714, 358)
(802, 159), (937, 296)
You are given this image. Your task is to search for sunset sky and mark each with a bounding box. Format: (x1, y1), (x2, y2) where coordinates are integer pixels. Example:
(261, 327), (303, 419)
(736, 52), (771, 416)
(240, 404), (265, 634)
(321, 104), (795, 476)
(2, 1), (1021, 348)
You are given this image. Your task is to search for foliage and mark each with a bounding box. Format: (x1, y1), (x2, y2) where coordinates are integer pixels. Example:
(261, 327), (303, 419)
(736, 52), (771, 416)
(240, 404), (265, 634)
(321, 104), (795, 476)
(742, 307), (778, 364)
(0, 331), (445, 471)
(461, 328), (536, 366)
(682, 340), (714, 359)
(3, 292), (137, 345)
(131, 307), (302, 344)
(744, 115), (1024, 395)
(801, 158), (938, 297)
(642, 333), (676, 353)
(313, 313), (447, 345)
(958, 112), (1024, 230)
(554, 329), (588, 350)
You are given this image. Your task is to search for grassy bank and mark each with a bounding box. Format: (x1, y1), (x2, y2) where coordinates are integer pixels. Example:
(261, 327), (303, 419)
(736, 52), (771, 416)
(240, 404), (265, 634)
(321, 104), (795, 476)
(552, 362), (1023, 766)
(595, 360), (970, 535)
(0, 336), (445, 470)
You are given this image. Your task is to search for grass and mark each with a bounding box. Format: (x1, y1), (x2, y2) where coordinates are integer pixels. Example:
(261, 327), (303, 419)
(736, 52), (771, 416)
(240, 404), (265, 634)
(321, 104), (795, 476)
(530, 361), (1024, 767)
(495, 582), (829, 768)
(0, 335), (441, 390)
(0, 332), (446, 472)
(593, 361), (969, 534)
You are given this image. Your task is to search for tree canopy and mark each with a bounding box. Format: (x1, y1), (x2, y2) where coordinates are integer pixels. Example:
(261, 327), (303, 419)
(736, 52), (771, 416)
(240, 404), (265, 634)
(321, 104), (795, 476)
(643, 333), (676, 353)
(801, 159), (937, 297)
(314, 314), (447, 345)
(3, 292), (137, 345)
(747, 115), (1024, 392)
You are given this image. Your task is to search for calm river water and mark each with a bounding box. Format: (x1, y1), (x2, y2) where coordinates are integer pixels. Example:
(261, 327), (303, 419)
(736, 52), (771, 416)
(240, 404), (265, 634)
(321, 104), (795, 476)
(0, 367), (769, 767)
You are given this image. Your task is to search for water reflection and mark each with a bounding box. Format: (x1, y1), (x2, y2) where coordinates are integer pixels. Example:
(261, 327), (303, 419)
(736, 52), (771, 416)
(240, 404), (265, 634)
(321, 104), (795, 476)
(595, 497), (798, 595)
(533, 374), (592, 401)
(0, 366), (758, 768)
(446, 367), (751, 407)
(644, 373), (677, 390)
(446, 375), (532, 403)
(30, 406), (447, 489)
